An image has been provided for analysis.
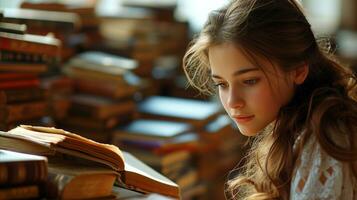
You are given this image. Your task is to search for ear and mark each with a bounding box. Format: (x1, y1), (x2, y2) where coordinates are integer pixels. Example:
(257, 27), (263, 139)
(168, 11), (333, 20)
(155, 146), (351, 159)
(293, 64), (309, 85)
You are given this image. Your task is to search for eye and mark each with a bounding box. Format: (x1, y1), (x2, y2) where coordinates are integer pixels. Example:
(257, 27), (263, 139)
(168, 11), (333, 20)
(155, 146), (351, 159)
(243, 78), (260, 85)
(213, 82), (228, 89)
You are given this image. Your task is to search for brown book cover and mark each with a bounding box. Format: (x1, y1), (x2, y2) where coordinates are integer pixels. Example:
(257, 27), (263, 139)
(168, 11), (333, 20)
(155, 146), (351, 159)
(69, 94), (135, 119)
(0, 72), (37, 81)
(64, 66), (125, 84)
(5, 101), (48, 123)
(74, 78), (137, 100)
(0, 50), (56, 63)
(0, 125), (180, 198)
(0, 92), (5, 105)
(0, 78), (40, 90)
(0, 31), (61, 56)
(0, 63), (48, 73)
(1, 8), (80, 31)
(68, 51), (138, 75)
(46, 160), (117, 199)
(59, 115), (120, 131)
(0, 87), (45, 104)
(0, 185), (40, 199)
(0, 149), (48, 187)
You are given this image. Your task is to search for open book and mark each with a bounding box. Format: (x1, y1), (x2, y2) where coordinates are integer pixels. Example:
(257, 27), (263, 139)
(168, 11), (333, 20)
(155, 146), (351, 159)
(0, 125), (179, 198)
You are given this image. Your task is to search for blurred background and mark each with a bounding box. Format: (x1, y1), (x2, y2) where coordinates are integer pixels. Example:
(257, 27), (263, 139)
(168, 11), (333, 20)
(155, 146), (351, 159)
(0, 0), (356, 199)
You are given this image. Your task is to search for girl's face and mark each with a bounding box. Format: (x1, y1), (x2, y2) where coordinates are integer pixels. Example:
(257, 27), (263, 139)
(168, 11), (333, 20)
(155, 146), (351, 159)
(209, 43), (297, 136)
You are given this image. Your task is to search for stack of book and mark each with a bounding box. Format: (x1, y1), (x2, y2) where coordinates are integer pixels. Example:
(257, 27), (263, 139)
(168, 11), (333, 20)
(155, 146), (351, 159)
(0, 7), (80, 62)
(60, 51), (140, 142)
(112, 119), (200, 199)
(134, 95), (244, 199)
(0, 149), (48, 199)
(111, 96), (224, 199)
(198, 115), (247, 199)
(0, 25), (61, 131)
(0, 125), (180, 199)
(20, 0), (104, 57)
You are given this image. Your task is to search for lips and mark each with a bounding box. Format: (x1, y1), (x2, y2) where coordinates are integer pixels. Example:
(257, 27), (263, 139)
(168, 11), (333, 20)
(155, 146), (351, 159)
(232, 115), (254, 123)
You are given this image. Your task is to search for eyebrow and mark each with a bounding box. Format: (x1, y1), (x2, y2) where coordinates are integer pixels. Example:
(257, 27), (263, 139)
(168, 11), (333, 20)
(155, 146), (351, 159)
(211, 67), (259, 79)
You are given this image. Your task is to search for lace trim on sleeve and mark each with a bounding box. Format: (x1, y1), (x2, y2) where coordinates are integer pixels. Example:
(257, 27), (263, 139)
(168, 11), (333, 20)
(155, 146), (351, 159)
(290, 135), (356, 200)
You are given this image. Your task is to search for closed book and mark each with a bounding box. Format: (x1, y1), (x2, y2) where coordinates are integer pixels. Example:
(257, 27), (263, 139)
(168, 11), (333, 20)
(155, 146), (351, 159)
(113, 119), (192, 142)
(58, 115), (121, 131)
(0, 22), (27, 34)
(0, 50), (56, 63)
(0, 63), (48, 73)
(74, 78), (137, 100)
(137, 96), (222, 129)
(114, 132), (200, 155)
(0, 185), (39, 199)
(1, 8), (79, 31)
(64, 66), (125, 84)
(69, 94), (135, 119)
(0, 87), (45, 104)
(0, 149), (47, 186)
(0, 72), (37, 81)
(0, 78), (40, 90)
(46, 160), (117, 199)
(0, 125), (180, 198)
(68, 51), (138, 75)
(0, 31), (61, 57)
(5, 101), (48, 123)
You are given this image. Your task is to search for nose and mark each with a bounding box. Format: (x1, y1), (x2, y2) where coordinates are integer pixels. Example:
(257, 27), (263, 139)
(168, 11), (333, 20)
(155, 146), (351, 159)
(227, 88), (245, 109)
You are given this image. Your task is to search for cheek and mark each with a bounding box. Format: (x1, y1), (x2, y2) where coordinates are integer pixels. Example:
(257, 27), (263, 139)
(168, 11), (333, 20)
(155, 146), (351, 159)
(249, 84), (281, 113)
(218, 90), (229, 111)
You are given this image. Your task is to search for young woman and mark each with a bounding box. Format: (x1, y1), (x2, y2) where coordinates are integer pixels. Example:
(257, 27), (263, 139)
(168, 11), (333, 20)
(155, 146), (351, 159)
(183, 0), (357, 199)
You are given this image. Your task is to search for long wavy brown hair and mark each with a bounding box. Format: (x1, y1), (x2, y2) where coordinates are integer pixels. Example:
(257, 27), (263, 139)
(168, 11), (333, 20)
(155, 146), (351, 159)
(183, 0), (357, 199)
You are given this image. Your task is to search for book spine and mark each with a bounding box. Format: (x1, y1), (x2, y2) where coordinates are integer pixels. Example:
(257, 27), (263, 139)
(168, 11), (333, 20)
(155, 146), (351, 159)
(0, 185), (39, 199)
(6, 101), (48, 123)
(0, 50), (53, 63)
(0, 37), (59, 57)
(0, 160), (48, 186)
(3, 88), (45, 104)
(0, 72), (37, 81)
(0, 63), (48, 73)
(0, 92), (5, 105)
(74, 79), (136, 99)
(0, 79), (40, 90)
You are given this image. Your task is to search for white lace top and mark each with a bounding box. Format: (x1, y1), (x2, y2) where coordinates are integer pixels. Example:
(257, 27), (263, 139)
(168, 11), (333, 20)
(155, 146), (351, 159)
(290, 133), (357, 200)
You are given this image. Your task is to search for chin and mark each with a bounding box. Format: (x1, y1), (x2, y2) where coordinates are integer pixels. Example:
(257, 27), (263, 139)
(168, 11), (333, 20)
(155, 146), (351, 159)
(237, 125), (260, 136)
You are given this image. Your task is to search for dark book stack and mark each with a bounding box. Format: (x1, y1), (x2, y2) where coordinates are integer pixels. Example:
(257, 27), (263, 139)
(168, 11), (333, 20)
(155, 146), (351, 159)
(198, 115), (247, 199)
(94, 0), (189, 99)
(0, 25), (61, 131)
(111, 96), (229, 199)
(112, 119), (201, 199)
(58, 51), (140, 142)
(20, 0), (104, 59)
(0, 149), (48, 199)
(132, 95), (245, 199)
(0, 7), (80, 63)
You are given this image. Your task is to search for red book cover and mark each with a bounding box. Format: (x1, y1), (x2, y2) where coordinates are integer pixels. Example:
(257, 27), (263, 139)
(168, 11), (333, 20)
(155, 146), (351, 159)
(0, 79), (40, 90)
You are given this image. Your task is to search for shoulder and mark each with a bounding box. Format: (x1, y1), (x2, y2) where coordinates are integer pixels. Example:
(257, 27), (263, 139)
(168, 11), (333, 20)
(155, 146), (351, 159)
(290, 134), (356, 200)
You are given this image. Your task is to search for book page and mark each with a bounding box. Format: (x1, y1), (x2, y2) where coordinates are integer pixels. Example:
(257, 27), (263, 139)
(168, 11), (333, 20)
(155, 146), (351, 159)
(123, 152), (177, 187)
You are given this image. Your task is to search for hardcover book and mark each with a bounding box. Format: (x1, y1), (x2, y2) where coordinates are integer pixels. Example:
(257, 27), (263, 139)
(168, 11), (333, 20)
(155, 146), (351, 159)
(0, 125), (180, 198)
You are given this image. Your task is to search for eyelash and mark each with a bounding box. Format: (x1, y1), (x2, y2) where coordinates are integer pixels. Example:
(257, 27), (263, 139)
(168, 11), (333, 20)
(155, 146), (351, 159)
(243, 78), (260, 85)
(213, 82), (227, 88)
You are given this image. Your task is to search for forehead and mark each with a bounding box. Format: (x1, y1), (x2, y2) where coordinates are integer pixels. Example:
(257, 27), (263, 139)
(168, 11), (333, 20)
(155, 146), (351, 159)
(208, 43), (252, 70)
(208, 43), (280, 76)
